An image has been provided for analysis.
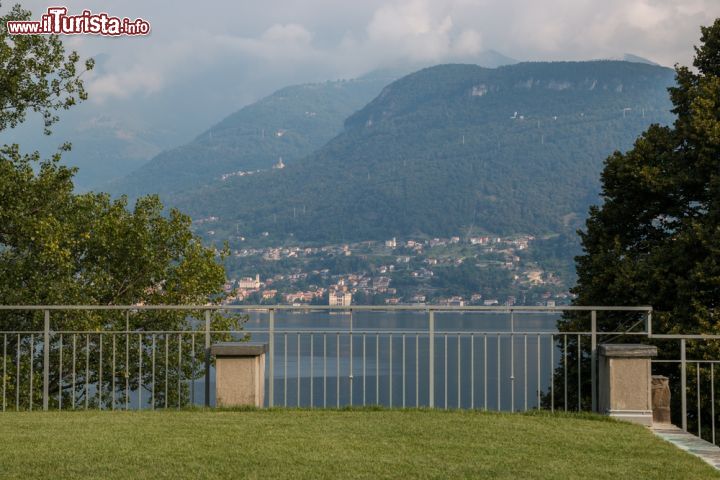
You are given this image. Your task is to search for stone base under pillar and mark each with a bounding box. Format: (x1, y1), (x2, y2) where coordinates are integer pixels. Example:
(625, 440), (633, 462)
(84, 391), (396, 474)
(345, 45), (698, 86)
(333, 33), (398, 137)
(607, 409), (654, 426)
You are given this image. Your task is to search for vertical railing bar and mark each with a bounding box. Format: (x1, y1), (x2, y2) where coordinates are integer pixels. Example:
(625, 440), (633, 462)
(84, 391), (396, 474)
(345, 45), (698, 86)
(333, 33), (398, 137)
(284, 333), (288, 408)
(429, 310), (434, 408)
(125, 311), (130, 411)
(457, 334), (461, 409)
(3, 333), (6, 412)
(310, 333), (314, 408)
(403, 334), (406, 409)
(151, 334), (156, 409)
(698, 362), (702, 438)
(98, 334), (103, 409)
(58, 334), (63, 410)
(550, 334), (554, 413)
(510, 311), (515, 413)
(389, 334), (393, 408)
(138, 333), (143, 410)
(537, 335), (541, 409)
(349, 309), (353, 406)
(269, 309), (275, 408)
(16, 334), (20, 411)
(471, 333), (475, 409)
(138, 333), (144, 410)
(483, 334), (487, 411)
(191, 333), (195, 407)
(29, 334), (34, 411)
(681, 338), (687, 431)
(577, 334), (581, 412)
(164, 334), (169, 409)
(497, 335), (501, 411)
(177, 333), (182, 408)
(591, 310), (597, 412)
(84, 334), (89, 410)
(444, 333), (447, 410)
(72, 334), (76, 410)
(204, 310), (211, 408)
(524, 334), (528, 412)
(712, 363), (716, 445)
(362, 333), (366, 406)
(43, 310), (49, 411)
(112, 334), (116, 411)
(376, 334), (379, 406)
(323, 333), (327, 409)
(299, 334), (302, 407)
(415, 334), (419, 408)
(564, 334), (568, 412)
(335, 332), (339, 408)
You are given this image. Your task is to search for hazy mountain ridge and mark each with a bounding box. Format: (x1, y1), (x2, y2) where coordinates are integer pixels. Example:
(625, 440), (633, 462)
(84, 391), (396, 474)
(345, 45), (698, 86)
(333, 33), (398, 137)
(173, 61), (676, 244)
(107, 74), (401, 200)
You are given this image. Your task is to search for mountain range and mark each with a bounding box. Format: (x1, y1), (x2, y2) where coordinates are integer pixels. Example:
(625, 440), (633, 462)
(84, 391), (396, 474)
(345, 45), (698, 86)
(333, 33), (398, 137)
(138, 60), (676, 245)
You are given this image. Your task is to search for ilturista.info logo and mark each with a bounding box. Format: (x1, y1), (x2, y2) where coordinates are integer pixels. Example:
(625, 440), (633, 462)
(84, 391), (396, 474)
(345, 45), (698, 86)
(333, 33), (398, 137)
(7, 6), (150, 36)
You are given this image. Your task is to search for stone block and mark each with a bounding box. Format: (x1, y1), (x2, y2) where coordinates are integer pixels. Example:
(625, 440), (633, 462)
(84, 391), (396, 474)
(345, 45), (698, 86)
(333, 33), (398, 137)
(211, 342), (266, 408)
(598, 344), (657, 426)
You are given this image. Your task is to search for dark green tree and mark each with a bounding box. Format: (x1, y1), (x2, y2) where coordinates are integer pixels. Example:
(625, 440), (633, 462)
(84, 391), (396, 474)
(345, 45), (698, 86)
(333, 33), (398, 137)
(556, 20), (720, 428)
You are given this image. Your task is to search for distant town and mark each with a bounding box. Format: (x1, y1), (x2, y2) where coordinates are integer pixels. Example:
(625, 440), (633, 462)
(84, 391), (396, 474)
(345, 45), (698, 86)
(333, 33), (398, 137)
(215, 233), (575, 307)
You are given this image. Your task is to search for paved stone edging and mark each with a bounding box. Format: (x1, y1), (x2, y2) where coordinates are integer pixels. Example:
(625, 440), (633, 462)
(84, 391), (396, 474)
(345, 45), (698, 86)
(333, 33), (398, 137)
(652, 424), (720, 470)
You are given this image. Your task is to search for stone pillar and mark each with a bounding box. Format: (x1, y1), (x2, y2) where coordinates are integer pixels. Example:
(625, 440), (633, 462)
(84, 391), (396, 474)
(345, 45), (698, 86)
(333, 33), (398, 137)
(598, 344), (657, 426)
(652, 375), (671, 424)
(210, 342), (267, 407)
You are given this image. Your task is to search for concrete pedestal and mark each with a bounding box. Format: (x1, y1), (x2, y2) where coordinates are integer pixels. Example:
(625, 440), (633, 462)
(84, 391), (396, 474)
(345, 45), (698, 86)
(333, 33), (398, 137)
(211, 342), (266, 407)
(598, 344), (657, 426)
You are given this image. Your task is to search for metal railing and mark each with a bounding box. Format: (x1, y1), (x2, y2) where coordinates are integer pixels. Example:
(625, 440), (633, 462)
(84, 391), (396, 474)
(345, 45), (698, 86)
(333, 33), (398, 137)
(0, 305), (652, 413)
(651, 334), (720, 444)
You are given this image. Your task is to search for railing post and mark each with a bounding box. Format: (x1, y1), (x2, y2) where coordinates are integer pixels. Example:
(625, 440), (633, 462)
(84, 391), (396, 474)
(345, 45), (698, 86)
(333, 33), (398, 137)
(591, 310), (597, 413)
(646, 310), (652, 336)
(349, 308), (353, 406)
(510, 309), (515, 413)
(429, 309), (435, 408)
(681, 338), (687, 431)
(269, 308), (274, 408)
(204, 310), (211, 408)
(43, 310), (50, 411)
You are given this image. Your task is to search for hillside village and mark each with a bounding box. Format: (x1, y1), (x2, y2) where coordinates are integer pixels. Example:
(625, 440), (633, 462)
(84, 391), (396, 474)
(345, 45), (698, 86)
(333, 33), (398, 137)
(219, 233), (575, 307)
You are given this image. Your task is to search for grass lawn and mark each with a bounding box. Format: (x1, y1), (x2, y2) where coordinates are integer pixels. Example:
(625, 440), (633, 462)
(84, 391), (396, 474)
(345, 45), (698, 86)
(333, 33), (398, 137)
(0, 409), (717, 479)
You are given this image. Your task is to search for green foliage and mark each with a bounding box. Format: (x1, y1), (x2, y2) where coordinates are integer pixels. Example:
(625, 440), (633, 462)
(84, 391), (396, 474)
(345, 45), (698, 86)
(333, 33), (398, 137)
(431, 262), (513, 298)
(569, 20), (720, 335)
(0, 9), (237, 409)
(558, 19), (720, 430)
(0, 147), (235, 409)
(0, 3), (93, 134)
(0, 146), (227, 309)
(177, 61), (675, 244)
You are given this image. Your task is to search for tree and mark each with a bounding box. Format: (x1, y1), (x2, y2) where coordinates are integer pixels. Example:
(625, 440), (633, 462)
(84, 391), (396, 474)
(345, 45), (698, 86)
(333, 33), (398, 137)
(0, 3), (94, 133)
(570, 19), (720, 333)
(0, 5), (239, 409)
(556, 19), (720, 425)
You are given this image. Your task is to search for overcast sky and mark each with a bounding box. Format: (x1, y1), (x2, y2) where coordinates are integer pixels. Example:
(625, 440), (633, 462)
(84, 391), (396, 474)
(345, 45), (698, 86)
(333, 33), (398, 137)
(5, 0), (720, 147)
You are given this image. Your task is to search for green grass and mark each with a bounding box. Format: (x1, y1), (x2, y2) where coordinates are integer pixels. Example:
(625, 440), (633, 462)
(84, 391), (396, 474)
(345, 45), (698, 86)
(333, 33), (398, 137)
(0, 409), (716, 479)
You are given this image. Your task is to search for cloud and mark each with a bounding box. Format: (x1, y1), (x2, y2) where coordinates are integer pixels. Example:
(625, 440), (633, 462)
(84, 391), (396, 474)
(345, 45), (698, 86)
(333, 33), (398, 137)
(4, 0), (719, 142)
(15, 0), (714, 105)
(262, 23), (313, 44)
